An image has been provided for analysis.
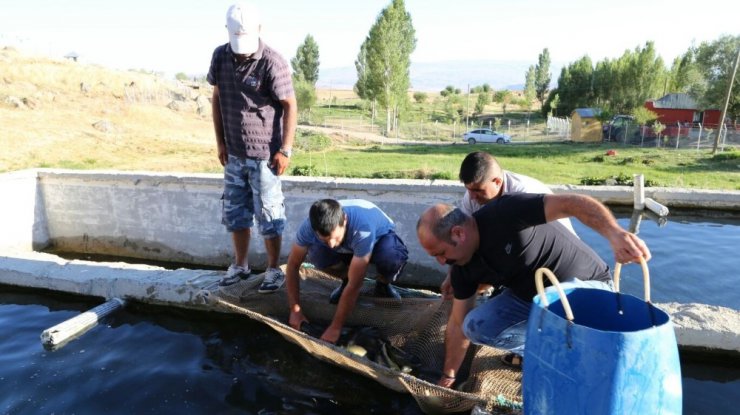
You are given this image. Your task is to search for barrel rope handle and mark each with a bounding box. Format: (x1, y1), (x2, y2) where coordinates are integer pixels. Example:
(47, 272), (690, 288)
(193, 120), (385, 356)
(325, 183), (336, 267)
(534, 267), (575, 322)
(613, 257), (650, 303)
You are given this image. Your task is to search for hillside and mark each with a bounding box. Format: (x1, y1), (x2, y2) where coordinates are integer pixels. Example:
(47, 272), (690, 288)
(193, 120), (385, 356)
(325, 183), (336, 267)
(0, 47), (220, 173)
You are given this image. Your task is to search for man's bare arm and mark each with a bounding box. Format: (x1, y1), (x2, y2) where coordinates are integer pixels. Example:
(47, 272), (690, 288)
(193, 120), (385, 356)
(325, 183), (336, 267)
(543, 193), (651, 263)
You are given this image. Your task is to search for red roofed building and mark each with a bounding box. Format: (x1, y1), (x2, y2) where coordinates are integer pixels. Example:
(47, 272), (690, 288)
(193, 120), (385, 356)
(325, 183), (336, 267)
(645, 93), (722, 129)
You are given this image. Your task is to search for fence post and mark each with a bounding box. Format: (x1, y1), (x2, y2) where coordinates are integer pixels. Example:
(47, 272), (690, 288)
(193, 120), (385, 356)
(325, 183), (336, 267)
(697, 124), (703, 150)
(623, 122), (629, 145)
(676, 124), (681, 150)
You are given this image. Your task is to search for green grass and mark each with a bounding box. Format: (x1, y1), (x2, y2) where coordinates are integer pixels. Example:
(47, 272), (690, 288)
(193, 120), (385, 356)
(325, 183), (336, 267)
(290, 142), (740, 190)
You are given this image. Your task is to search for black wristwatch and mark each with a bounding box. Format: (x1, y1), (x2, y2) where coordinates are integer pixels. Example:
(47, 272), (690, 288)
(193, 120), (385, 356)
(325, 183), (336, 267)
(279, 148), (292, 158)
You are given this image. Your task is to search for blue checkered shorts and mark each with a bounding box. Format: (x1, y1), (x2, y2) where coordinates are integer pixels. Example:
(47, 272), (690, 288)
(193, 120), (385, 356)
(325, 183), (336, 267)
(221, 155), (286, 238)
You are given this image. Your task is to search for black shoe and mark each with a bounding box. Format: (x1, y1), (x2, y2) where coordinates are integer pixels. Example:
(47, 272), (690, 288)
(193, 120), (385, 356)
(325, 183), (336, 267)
(329, 280), (348, 304)
(374, 282), (401, 300)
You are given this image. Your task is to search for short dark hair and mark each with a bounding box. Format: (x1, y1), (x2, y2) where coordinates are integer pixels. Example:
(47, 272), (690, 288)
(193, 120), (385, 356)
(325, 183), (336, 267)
(309, 199), (345, 236)
(459, 151), (502, 184)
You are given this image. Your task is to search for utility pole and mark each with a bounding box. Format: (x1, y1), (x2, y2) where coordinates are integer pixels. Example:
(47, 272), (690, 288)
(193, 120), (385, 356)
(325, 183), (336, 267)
(713, 48), (740, 154)
(465, 84), (470, 129)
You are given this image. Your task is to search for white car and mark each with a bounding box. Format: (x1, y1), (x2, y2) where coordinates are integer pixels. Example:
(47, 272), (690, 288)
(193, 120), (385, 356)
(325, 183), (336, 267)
(462, 129), (511, 144)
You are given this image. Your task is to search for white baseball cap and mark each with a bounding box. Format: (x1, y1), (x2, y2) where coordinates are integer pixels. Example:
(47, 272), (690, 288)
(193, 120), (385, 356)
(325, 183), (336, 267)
(226, 3), (261, 55)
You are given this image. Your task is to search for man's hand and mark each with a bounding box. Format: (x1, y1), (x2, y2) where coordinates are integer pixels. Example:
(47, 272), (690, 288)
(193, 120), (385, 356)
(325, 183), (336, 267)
(440, 271), (454, 301)
(608, 229), (651, 264)
(320, 326), (341, 344)
(217, 141), (228, 166)
(271, 152), (290, 176)
(289, 309), (308, 331)
(437, 375), (455, 388)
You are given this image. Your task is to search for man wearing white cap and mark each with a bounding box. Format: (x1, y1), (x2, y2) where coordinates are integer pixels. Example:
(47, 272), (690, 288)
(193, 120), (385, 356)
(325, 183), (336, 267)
(207, 2), (297, 293)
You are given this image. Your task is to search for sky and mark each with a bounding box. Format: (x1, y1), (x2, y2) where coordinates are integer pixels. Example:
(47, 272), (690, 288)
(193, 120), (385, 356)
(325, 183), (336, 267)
(1, 0), (737, 83)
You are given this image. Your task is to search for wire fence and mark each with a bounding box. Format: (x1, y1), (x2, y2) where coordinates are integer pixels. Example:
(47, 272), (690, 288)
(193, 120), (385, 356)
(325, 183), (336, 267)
(602, 122), (739, 150)
(303, 110), (571, 144)
(302, 101), (738, 150)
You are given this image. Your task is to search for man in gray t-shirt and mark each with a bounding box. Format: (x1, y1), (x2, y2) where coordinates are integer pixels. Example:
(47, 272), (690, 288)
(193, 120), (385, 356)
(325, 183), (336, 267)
(441, 151), (578, 298)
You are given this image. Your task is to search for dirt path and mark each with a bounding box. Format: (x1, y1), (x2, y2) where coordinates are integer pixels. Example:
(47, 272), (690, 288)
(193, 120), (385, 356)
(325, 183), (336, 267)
(297, 125), (439, 145)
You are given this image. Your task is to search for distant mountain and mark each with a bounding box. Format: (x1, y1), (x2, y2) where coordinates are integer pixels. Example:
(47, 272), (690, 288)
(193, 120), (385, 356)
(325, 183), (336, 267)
(317, 60), (562, 92)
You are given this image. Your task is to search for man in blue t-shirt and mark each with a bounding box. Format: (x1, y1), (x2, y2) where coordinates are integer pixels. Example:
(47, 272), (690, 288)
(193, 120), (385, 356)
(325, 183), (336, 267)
(285, 199), (408, 343)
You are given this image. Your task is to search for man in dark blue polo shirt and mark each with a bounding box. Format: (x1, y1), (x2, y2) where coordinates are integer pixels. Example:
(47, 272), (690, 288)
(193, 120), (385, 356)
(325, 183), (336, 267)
(207, 2), (297, 293)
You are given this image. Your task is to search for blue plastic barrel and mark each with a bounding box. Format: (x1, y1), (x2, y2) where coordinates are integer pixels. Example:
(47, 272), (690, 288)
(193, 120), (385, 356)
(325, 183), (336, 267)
(522, 266), (682, 414)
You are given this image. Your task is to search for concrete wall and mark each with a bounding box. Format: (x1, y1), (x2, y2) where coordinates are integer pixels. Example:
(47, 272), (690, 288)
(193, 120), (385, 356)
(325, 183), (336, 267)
(25, 170), (466, 286)
(0, 170), (49, 252)
(1, 169), (739, 287)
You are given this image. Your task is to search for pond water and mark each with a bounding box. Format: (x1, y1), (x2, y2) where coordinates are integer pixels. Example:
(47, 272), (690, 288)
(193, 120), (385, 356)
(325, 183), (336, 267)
(0, 289), (421, 415)
(1, 208), (738, 414)
(573, 207), (739, 310)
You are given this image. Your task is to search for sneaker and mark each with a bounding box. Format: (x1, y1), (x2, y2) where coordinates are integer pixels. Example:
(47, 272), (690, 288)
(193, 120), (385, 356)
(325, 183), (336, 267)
(329, 280), (348, 304)
(374, 282), (401, 300)
(258, 267), (285, 294)
(219, 264), (255, 286)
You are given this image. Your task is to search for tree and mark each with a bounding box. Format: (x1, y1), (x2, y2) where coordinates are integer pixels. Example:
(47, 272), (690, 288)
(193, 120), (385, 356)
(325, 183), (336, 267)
(474, 92), (488, 114)
(524, 65), (536, 111)
(591, 42), (666, 114)
(535, 48), (552, 108)
(692, 35), (740, 119)
(631, 107), (658, 125)
(355, 0), (416, 136)
(291, 34), (320, 85)
(553, 56), (594, 116)
(668, 50), (702, 94)
(494, 90), (512, 114)
(413, 91), (428, 104)
(354, 40), (371, 100)
(293, 78), (317, 122)
(175, 72), (189, 81)
(440, 85), (458, 97)
(543, 91), (560, 116)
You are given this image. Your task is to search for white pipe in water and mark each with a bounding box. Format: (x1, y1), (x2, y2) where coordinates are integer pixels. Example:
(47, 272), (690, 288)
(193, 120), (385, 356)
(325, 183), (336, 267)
(645, 197), (670, 217)
(41, 298), (126, 348)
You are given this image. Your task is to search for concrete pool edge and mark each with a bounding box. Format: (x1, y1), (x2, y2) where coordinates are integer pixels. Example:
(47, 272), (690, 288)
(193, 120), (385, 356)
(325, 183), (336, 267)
(1, 169), (738, 289)
(1, 250), (738, 357)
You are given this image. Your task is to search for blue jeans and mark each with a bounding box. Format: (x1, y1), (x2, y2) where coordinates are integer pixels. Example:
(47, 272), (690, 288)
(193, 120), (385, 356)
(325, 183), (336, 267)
(222, 155), (285, 238)
(462, 279), (613, 353)
(307, 231), (408, 283)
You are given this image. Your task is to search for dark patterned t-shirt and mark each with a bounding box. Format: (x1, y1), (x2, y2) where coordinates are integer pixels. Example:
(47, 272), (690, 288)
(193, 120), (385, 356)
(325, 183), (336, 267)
(207, 41), (294, 160)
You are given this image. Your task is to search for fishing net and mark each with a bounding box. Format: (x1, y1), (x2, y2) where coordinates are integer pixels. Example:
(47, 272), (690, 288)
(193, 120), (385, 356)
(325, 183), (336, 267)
(199, 266), (523, 414)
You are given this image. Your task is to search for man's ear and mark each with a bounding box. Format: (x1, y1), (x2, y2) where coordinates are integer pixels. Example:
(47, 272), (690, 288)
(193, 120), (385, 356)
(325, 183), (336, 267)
(450, 225), (465, 244)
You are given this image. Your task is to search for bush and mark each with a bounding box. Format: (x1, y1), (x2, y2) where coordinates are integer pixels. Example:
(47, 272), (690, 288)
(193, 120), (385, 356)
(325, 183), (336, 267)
(712, 150), (739, 161)
(291, 165), (321, 176)
(580, 173), (658, 186)
(294, 130), (331, 152)
(369, 169), (452, 180)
